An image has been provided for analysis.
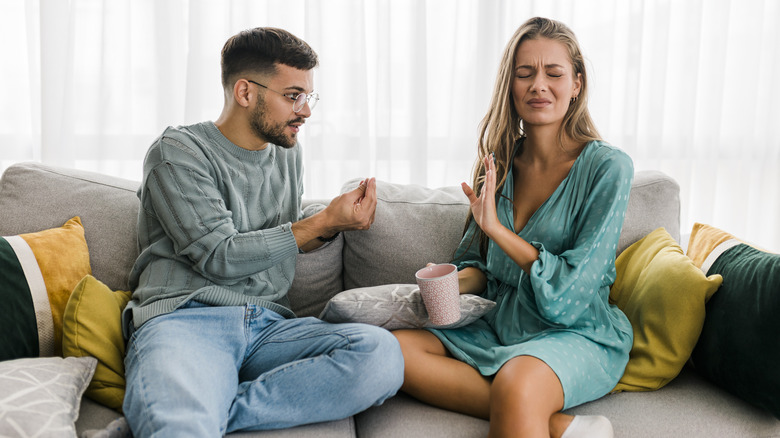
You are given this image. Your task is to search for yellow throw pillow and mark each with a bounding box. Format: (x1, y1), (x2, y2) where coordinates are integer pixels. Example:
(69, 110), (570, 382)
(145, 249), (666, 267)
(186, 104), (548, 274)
(62, 275), (131, 412)
(0, 217), (92, 359)
(609, 227), (723, 392)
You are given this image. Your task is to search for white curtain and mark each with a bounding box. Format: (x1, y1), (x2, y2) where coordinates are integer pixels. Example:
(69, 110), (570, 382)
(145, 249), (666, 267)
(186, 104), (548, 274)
(1, 0), (778, 251)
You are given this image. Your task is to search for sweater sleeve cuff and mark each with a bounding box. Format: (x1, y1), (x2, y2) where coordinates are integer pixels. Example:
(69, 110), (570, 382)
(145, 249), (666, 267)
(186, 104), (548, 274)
(262, 223), (299, 264)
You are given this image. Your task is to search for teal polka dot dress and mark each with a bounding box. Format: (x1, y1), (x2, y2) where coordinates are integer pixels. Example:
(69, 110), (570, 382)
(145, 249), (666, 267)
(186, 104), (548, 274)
(429, 140), (634, 410)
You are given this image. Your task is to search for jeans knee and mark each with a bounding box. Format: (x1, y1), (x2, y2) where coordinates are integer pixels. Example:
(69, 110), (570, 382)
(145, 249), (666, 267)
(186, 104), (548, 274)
(353, 325), (405, 394)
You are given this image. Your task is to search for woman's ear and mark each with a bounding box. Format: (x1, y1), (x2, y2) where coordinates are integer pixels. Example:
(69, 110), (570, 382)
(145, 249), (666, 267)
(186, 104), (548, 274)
(573, 72), (582, 98)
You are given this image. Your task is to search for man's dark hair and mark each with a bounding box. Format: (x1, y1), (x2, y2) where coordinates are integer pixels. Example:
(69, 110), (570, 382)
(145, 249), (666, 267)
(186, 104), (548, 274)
(221, 27), (319, 89)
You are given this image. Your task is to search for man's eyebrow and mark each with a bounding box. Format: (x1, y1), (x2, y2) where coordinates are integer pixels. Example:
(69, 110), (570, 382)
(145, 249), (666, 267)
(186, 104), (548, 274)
(283, 86), (306, 92)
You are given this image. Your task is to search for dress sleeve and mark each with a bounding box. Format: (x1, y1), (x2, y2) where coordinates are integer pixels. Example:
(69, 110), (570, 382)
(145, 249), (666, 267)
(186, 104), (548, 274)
(528, 149), (633, 326)
(140, 140), (299, 284)
(451, 218), (495, 284)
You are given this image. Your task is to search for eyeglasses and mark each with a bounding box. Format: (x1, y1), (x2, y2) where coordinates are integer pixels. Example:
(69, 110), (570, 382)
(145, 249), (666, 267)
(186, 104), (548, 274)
(247, 80), (319, 113)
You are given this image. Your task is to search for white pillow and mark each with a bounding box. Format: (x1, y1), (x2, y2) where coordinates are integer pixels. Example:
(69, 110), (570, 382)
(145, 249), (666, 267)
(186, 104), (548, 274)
(0, 356), (97, 437)
(319, 284), (495, 330)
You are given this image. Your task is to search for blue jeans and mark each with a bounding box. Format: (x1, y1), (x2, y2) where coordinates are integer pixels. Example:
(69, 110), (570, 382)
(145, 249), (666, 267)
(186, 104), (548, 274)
(123, 302), (404, 437)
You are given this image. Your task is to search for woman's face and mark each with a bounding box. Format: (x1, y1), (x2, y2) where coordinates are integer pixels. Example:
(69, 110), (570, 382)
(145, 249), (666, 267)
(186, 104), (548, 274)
(512, 37), (581, 131)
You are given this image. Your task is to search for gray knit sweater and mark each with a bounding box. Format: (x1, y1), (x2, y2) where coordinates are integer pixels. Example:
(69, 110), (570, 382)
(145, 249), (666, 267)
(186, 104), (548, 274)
(124, 121), (303, 334)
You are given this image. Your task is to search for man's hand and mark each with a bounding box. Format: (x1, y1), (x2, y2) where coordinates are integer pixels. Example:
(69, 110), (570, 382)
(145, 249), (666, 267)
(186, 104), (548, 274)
(292, 178), (378, 250)
(323, 177), (377, 233)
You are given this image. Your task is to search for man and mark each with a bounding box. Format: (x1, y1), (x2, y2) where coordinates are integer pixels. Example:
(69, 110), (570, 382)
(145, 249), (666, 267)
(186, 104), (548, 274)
(122, 27), (403, 436)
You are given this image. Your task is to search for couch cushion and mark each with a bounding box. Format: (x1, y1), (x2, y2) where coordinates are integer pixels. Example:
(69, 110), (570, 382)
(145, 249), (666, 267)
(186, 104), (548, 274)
(0, 162), (140, 291)
(287, 233), (345, 318)
(286, 202), (345, 318)
(341, 179), (470, 289)
(355, 368), (780, 438)
(76, 398), (358, 438)
(355, 392), (489, 438)
(618, 170), (680, 253)
(341, 171), (681, 290)
(567, 367), (780, 437)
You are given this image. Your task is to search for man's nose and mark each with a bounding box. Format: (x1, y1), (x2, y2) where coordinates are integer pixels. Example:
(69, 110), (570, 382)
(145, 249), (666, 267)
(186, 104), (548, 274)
(295, 101), (312, 118)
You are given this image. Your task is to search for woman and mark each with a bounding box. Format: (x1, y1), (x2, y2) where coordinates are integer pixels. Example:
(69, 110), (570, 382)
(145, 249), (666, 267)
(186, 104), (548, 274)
(393, 17), (633, 438)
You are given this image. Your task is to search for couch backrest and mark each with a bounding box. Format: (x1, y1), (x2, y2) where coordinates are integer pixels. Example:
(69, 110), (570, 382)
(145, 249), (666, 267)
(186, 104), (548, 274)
(0, 162), (140, 291)
(340, 170), (681, 290)
(0, 162), (680, 317)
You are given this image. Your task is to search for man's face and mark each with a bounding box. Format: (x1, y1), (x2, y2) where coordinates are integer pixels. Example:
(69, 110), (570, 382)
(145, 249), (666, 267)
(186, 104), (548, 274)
(249, 64), (314, 149)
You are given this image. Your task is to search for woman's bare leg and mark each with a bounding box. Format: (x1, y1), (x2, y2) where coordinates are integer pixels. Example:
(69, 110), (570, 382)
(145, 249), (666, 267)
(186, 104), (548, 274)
(394, 330), (575, 437)
(393, 329), (492, 419)
(489, 355), (573, 438)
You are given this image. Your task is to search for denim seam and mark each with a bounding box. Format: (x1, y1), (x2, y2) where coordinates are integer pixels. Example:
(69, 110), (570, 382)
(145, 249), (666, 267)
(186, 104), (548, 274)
(236, 331), (356, 398)
(261, 331), (353, 349)
(128, 334), (164, 436)
(235, 354), (320, 397)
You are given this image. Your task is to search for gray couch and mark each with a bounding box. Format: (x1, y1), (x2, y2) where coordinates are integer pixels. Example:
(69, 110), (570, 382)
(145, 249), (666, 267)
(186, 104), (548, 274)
(0, 161), (778, 437)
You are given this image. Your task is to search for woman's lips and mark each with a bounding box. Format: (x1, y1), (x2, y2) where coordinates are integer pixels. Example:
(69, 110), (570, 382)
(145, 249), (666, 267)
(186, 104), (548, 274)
(527, 98), (551, 109)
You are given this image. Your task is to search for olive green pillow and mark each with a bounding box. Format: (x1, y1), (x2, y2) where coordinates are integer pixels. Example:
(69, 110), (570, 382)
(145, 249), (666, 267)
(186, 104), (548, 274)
(609, 227), (723, 392)
(62, 275), (131, 411)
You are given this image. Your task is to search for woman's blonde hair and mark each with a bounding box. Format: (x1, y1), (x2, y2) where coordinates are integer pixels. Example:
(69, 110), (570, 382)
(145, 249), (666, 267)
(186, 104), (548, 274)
(460, 17), (601, 258)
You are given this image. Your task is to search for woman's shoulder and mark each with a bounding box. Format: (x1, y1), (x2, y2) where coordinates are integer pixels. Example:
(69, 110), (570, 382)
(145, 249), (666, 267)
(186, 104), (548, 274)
(581, 140), (633, 175)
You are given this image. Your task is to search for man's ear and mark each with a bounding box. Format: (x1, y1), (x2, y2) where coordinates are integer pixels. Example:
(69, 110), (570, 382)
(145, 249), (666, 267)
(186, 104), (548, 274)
(232, 79), (253, 108)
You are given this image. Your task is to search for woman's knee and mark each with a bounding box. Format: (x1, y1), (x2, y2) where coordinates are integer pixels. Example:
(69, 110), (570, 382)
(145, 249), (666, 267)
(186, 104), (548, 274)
(491, 355), (564, 413)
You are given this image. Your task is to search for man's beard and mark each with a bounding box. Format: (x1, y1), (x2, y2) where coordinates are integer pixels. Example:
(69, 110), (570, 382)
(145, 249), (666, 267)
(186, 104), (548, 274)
(249, 98), (302, 149)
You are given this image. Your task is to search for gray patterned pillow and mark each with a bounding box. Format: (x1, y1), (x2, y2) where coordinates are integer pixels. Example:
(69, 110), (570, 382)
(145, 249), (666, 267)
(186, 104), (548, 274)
(0, 356), (97, 437)
(319, 284), (495, 330)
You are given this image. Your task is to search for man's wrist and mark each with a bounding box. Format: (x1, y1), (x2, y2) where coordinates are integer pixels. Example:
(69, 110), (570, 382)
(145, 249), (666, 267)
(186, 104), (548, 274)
(316, 232), (340, 243)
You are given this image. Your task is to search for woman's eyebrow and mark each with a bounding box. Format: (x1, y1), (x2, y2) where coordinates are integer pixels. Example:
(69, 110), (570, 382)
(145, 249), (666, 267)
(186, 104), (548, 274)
(515, 63), (565, 70)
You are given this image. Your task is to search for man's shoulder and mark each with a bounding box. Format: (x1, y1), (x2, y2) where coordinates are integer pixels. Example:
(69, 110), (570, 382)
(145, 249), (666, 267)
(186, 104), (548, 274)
(147, 122), (214, 165)
(159, 122), (211, 149)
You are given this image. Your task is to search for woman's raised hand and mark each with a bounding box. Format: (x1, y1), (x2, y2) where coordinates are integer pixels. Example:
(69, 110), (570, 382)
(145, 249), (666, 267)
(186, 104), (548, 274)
(461, 153), (501, 236)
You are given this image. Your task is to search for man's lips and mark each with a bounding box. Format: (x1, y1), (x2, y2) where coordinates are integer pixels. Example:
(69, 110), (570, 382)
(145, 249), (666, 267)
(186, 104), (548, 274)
(288, 119), (305, 133)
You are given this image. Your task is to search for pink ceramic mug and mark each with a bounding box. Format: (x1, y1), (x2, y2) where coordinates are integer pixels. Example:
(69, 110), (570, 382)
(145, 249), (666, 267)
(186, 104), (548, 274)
(415, 263), (460, 326)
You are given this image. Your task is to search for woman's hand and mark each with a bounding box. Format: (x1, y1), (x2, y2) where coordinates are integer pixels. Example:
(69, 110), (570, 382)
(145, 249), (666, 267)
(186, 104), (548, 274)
(422, 263), (487, 295)
(461, 153), (501, 237)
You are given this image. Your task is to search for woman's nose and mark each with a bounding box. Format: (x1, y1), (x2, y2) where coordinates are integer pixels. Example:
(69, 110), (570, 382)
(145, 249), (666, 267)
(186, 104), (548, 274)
(530, 73), (547, 92)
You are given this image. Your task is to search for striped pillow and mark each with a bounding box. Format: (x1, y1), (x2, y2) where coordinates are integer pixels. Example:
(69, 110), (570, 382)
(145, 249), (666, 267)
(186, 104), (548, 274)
(0, 217), (92, 360)
(687, 223), (780, 418)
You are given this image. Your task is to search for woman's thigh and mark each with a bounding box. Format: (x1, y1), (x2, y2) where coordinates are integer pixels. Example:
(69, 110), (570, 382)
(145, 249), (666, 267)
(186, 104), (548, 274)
(394, 329), (492, 419)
